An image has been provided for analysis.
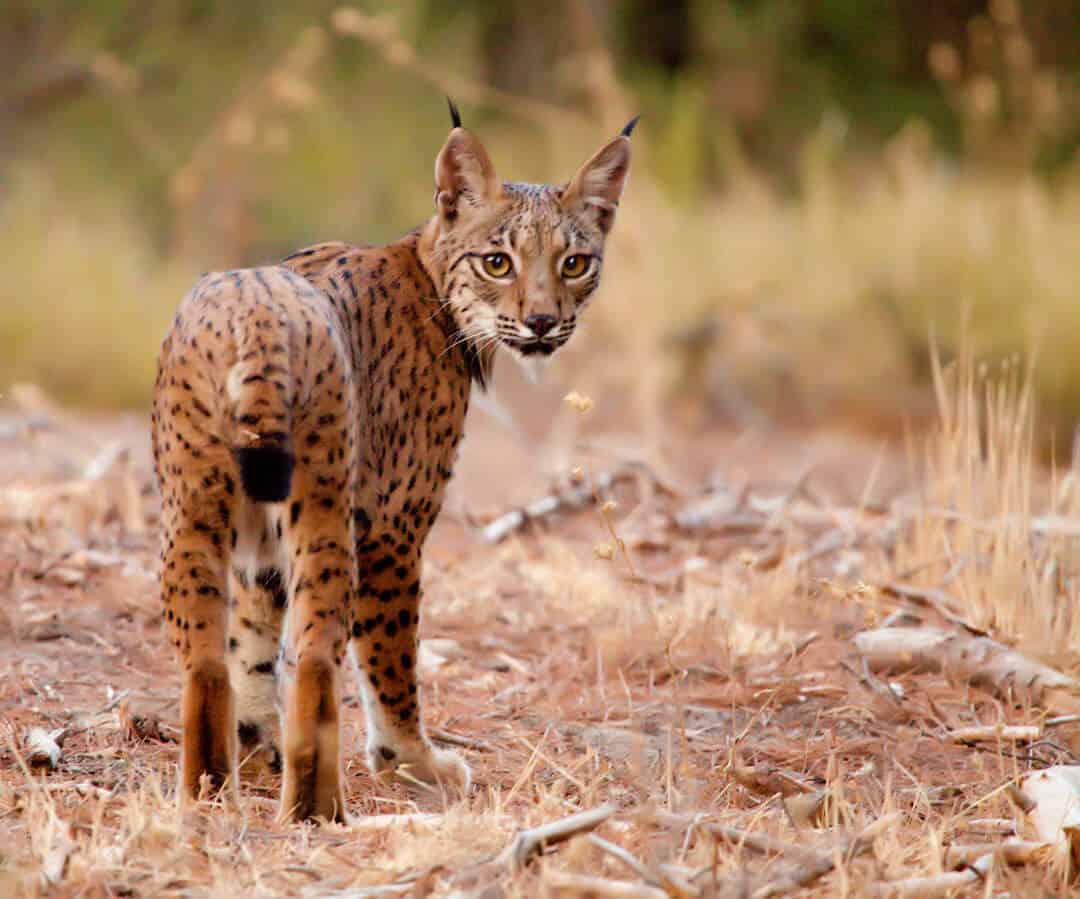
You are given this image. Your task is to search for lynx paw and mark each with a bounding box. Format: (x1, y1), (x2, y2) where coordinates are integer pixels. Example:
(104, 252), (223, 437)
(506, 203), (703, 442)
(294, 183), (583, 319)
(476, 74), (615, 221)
(368, 739), (471, 795)
(237, 719), (282, 775)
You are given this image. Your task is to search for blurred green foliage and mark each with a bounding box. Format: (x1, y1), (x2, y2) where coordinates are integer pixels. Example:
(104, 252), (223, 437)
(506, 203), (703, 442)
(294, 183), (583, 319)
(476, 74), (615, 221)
(2, 1), (1080, 431)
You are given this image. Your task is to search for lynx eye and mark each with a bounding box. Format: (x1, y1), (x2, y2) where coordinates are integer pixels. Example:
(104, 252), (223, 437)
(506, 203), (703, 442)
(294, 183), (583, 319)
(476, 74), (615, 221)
(561, 254), (591, 279)
(481, 253), (513, 278)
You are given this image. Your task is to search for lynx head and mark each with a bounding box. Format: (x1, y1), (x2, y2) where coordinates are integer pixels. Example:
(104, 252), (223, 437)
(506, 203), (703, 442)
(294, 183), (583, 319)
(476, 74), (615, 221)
(425, 100), (635, 372)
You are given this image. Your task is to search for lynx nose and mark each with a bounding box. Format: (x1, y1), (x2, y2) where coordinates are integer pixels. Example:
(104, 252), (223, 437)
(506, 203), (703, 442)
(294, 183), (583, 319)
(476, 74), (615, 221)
(524, 314), (558, 338)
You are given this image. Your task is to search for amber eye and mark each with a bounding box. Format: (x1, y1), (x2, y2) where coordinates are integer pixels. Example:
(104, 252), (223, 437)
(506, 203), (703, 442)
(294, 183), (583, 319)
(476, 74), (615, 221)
(481, 253), (513, 278)
(561, 254), (591, 278)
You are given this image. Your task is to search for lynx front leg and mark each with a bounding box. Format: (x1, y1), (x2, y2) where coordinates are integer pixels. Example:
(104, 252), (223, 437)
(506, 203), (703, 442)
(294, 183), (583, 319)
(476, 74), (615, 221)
(227, 563), (286, 774)
(351, 545), (470, 794)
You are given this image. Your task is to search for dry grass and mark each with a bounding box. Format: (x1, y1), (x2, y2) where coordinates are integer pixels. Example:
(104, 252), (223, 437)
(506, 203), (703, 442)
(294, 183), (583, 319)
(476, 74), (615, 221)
(2, 352), (1080, 897)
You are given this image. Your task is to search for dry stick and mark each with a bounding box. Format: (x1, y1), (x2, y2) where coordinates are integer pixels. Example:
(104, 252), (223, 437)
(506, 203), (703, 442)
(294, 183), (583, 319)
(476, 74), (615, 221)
(853, 626), (1080, 711)
(350, 805), (620, 896)
(948, 724), (1041, 744)
(543, 872), (669, 898)
(943, 840), (1052, 868)
(479, 466), (648, 543)
(499, 803), (618, 871)
(708, 813), (899, 899)
(586, 833), (657, 883)
(762, 464), (816, 531)
(960, 817), (1016, 835)
(839, 658), (904, 708)
(866, 853), (993, 898)
(428, 726), (494, 752)
(587, 836), (701, 899)
(876, 581), (986, 636)
(785, 527), (848, 571)
(707, 824), (821, 859)
(656, 863), (702, 899)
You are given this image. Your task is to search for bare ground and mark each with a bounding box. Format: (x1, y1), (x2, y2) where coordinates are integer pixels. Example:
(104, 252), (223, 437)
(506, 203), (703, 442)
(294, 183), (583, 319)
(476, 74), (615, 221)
(1, 382), (1077, 897)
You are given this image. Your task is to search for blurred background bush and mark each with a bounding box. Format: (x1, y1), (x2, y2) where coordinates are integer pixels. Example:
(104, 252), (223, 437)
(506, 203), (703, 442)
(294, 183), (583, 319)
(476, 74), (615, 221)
(2, 0), (1080, 444)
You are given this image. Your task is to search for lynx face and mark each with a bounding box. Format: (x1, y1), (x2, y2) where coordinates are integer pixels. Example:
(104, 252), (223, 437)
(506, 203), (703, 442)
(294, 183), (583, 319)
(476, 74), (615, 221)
(427, 120), (634, 363)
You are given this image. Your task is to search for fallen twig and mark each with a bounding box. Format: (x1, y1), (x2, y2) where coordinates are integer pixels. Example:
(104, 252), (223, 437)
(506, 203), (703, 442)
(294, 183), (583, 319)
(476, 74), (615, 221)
(499, 803), (617, 871)
(707, 813), (899, 898)
(479, 466), (650, 543)
(877, 581), (985, 636)
(854, 626), (1080, 709)
(730, 760), (818, 798)
(943, 840), (1052, 868)
(544, 871), (668, 898)
(39, 818), (75, 888)
(587, 833), (657, 883)
(674, 483), (749, 532)
(785, 527), (848, 571)
(428, 726), (494, 752)
(949, 724), (1041, 744)
(959, 817), (1016, 836)
(866, 853), (992, 897)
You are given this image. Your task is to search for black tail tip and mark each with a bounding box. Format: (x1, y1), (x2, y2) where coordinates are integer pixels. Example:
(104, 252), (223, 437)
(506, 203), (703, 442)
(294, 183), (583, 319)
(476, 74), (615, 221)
(234, 445), (294, 503)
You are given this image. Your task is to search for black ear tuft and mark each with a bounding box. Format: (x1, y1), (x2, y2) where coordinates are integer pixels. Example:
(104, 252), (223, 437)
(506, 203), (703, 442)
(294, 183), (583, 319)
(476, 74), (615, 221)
(447, 96), (462, 129)
(620, 115), (640, 138)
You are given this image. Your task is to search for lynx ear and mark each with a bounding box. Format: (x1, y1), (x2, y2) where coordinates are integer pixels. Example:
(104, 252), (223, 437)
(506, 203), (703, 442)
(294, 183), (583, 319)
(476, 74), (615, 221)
(562, 122), (635, 233)
(434, 112), (499, 225)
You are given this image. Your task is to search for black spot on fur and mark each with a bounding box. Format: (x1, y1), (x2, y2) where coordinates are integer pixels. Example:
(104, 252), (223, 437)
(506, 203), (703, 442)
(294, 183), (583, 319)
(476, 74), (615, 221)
(234, 445), (294, 503)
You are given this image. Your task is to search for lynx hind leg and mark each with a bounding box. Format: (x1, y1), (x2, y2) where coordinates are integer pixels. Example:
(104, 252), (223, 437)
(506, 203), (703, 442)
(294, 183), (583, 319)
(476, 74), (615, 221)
(277, 376), (356, 823)
(228, 561), (286, 775)
(160, 507), (238, 808)
(277, 464), (355, 823)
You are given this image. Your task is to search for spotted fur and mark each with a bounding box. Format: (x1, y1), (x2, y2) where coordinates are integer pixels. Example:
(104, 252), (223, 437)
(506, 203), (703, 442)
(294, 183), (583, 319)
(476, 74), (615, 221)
(151, 111), (634, 822)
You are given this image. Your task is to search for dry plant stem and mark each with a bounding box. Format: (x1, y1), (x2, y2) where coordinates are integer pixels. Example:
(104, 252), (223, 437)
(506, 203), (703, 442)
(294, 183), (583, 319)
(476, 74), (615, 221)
(586, 833), (657, 882)
(943, 840), (1052, 867)
(428, 726), (494, 752)
(961, 817), (1016, 835)
(544, 872), (669, 898)
(499, 803), (618, 871)
(346, 813), (441, 833)
(431, 804), (621, 894)
(854, 626), (1080, 707)
(595, 475), (638, 579)
(656, 863), (702, 898)
(707, 814), (899, 898)
(949, 724), (1041, 743)
(877, 581), (985, 635)
(866, 853), (992, 898)
(480, 466), (646, 543)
